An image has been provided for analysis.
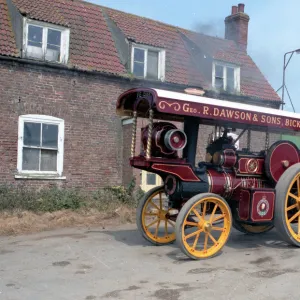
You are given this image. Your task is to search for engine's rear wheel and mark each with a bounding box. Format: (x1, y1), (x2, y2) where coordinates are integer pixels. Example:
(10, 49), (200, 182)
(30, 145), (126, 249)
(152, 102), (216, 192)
(136, 185), (177, 245)
(274, 162), (300, 246)
(175, 193), (232, 260)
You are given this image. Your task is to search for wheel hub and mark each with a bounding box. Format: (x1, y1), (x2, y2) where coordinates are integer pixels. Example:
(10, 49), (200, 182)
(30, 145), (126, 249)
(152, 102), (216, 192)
(203, 222), (212, 233)
(158, 210), (167, 220)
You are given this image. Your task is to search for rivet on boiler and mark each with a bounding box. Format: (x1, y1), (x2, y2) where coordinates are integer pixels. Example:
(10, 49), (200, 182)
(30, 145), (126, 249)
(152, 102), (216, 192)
(282, 160), (290, 168)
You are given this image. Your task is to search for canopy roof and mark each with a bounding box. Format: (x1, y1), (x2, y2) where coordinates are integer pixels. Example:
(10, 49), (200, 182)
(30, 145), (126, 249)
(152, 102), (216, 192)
(117, 88), (300, 133)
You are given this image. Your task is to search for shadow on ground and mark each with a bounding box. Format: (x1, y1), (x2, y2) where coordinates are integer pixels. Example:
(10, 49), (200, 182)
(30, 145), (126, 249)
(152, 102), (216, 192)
(92, 226), (300, 264)
(86, 228), (151, 247)
(96, 226), (292, 249)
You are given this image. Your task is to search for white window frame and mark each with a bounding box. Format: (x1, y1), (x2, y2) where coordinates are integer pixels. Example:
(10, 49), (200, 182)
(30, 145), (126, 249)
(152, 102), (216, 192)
(212, 61), (240, 93)
(22, 18), (70, 64)
(131, 43), (166, 81)
(16, 115), (65, 180)
(121, 117), (134, 125)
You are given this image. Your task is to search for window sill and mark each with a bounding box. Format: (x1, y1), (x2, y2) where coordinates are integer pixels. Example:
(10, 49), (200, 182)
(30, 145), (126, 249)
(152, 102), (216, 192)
(15, 174), (66, 180)
(23, 55), (66, 66)
(139, 77), (165, 82)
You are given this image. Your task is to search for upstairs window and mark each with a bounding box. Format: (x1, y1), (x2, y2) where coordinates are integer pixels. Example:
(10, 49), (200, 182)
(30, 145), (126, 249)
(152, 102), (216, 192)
(131, 44), (165, 81)
(23, 19), (70, 64)
(17, 115), (65, 178)
(212, 61), (240, 93)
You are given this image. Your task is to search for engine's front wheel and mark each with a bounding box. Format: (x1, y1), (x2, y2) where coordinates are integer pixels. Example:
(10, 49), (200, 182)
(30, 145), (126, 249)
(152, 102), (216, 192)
(175, 193), (232, 260)
(136, 186), (176, 245)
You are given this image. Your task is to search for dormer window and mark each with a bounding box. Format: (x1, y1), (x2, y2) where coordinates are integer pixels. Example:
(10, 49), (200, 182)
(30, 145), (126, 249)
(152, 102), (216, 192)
(131, 44), (165, 81)
(23, 19), (70, 64)
(212, 61), (240, 93)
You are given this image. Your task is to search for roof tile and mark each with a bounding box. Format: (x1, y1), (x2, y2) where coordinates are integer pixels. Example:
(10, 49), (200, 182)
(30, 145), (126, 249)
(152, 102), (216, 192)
(104, 7), (207, 88)
(0, 0), (19, 57)
(0, 0), (280, 102)
(182, 29), (280, 102)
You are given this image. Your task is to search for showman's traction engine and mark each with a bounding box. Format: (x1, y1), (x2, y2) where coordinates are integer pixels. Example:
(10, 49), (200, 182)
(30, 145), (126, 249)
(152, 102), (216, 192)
(116, 87), (300, 260)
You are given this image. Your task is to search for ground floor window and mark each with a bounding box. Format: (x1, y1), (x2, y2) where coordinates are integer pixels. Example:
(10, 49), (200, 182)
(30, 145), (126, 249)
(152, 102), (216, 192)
(146, 172), (156, 185)
(17, 115), (64, 177)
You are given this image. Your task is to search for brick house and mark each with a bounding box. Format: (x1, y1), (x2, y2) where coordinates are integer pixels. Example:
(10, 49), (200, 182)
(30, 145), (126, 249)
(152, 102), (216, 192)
(0, 0), (281, 191)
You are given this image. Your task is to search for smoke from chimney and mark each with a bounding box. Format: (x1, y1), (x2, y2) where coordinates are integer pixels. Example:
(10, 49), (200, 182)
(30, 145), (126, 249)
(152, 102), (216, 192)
(194, 19), (223, 37)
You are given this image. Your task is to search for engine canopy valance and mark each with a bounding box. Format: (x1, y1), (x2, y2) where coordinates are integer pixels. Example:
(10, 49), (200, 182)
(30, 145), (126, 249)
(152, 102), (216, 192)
(116, 88), (300, 133)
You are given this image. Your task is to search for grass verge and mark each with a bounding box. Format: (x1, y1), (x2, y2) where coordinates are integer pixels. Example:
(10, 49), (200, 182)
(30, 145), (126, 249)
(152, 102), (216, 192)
(0, 180), (144, 236)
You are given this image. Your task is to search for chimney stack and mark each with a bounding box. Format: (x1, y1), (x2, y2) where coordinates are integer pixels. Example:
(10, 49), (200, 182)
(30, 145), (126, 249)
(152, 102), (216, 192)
(225, 3), (250, 51)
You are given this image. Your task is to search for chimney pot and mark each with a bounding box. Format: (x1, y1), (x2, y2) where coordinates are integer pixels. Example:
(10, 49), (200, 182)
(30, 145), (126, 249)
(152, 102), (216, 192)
(238, 3), (245, 13)
(231, 6), (238, 15)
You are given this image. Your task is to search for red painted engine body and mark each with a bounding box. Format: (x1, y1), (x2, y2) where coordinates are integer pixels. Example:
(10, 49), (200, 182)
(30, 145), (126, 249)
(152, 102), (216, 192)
(132, 122), (300, 225)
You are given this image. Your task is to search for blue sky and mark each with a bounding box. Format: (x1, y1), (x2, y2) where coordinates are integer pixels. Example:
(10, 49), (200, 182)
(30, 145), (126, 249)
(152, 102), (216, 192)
(88, 0), (300, 112)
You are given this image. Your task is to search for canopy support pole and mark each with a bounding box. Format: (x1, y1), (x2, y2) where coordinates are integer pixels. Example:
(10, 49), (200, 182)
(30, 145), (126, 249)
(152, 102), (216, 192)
(146, 109), (154, 159)
(183, 117), (199, 167)
(131, 111), (137, 157)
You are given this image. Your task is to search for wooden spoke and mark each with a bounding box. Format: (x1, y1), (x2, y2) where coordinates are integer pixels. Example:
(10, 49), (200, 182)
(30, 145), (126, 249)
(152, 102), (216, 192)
(167, 219), (175, 227)
(212, 214), (225, 223)
(185, 229), (203, 240)
(288, 210), (300, 223)
(298, 216), (300, 235)
(155, 220), (160, 237)
(149, 201), (160, 211)
(192, 231), (201, 249)
(212, 226), (225, 232)
(297, 178), (300, 198)
(208, 233), (217, 245)
(286, 203), (298, 212)
(144, 212), (158, 216)
(202, 201), (207, 219)
(159, 193), (162, 210)
(184, 221), (199, 227)
(203, 233), (208, 251)
(192, 208), (202, 221)
(146, 219), (159, 229)
(288, 193), (299, 201)
(209, 204), (218, 222)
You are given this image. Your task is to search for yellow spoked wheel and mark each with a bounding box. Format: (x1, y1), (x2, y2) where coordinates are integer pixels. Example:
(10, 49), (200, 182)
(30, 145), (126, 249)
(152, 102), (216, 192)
(136, 186), (177, 245)
(275, 163), (300, 246)
(175, 193), (232, 260)
(232, 219), (273, 234)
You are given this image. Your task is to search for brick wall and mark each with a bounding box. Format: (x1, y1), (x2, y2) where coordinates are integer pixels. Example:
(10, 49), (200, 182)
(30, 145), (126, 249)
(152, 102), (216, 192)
(0, 60), (133, 190)
(0, 59), (285, 191)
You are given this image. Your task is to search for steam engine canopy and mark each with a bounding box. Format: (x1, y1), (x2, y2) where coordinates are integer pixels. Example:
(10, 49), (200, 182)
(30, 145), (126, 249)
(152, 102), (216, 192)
(141, 122), (187, 158)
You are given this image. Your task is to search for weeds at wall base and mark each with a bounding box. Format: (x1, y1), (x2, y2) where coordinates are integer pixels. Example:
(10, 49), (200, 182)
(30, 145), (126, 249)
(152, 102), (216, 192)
(0, 178), (145, 213)
(0, 178), (145, 235)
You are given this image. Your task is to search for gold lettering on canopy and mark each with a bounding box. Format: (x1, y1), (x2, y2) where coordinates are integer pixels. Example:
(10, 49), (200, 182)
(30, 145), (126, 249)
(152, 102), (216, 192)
(157, 99), (300, 131)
